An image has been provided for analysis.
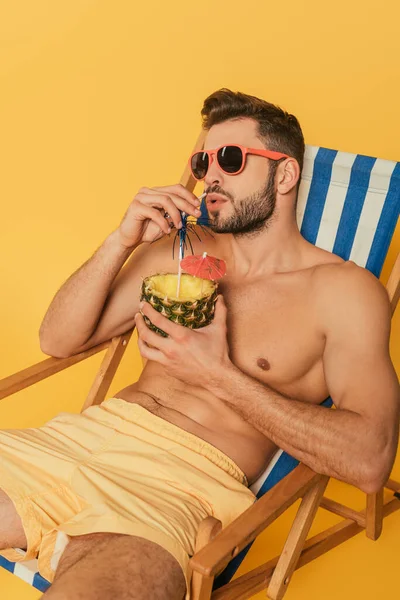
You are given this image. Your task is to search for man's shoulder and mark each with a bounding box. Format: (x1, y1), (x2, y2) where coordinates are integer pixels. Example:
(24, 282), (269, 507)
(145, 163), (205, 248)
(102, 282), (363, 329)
(311, 258), (391, 335)
(312, 258), (387, 298)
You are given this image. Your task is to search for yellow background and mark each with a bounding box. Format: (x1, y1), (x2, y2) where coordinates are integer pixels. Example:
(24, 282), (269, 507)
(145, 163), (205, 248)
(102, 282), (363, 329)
(0, 1), (399, 598)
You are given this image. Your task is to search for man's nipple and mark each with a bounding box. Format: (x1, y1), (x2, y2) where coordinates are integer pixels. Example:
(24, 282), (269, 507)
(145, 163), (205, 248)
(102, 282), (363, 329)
(257, 357), (271, 371)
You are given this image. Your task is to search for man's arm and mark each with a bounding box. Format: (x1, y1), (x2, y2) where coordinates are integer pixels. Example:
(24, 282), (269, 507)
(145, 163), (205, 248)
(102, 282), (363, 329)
(39, 185), (202, 358)
(39, 230), (138, 357)
(206, 264), (399, 493)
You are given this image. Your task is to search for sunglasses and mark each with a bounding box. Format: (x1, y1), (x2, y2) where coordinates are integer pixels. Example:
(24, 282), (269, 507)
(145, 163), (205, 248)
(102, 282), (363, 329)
(189, 144), (290, 181)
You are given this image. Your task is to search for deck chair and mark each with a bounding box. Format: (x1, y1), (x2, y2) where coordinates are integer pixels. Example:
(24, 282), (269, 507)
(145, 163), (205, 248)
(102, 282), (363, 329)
(0, 132), (399, 599)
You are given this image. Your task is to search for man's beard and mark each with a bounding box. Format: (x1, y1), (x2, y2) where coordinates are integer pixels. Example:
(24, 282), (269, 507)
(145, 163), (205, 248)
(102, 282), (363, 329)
(207, 171), (276, 237)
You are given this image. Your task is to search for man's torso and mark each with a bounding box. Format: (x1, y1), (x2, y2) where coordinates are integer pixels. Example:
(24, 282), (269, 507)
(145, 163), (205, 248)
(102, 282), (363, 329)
(115, 228), (345, 484)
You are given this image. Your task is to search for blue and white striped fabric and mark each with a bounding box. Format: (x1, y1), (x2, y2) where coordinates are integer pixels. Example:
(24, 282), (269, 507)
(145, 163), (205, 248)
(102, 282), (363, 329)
(0, 553), (50, 592)
(1, 145), (399, 593)
(297, 146), (399, 277)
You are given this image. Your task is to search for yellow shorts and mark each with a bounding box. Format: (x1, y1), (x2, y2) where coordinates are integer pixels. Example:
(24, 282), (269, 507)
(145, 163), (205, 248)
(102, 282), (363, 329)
(0, 398), (255, 596)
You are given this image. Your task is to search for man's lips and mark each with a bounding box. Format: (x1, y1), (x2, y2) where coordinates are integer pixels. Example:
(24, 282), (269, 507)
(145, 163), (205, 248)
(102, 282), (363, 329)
(206, 193), (229, 209)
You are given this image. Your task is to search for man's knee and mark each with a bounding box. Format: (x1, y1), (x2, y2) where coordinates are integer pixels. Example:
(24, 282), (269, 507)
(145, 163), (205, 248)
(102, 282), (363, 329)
(0, 488), (27, 550)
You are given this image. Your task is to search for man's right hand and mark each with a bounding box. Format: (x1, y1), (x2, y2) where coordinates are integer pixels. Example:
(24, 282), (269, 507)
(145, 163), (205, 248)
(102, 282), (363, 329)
(117, 184), (203, 248)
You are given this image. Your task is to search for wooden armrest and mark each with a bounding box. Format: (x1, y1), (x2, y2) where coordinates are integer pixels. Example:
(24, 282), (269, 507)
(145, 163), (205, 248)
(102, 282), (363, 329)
(0, 340), (111, 400)
(387, 250), (400, 316)
(189, 463), (324, 577)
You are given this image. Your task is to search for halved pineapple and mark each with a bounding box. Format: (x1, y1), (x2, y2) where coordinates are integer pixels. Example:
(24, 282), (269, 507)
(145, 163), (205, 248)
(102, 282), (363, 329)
(141, 273), (218, 337)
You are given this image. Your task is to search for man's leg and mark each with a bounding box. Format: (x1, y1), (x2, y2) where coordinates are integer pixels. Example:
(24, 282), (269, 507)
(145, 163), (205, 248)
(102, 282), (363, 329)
(43, 532), (186, 600)
(0, 488), (27, 550)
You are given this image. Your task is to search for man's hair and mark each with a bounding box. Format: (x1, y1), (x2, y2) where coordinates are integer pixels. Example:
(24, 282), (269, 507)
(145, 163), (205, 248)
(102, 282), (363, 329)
(201, 89), (305, 176)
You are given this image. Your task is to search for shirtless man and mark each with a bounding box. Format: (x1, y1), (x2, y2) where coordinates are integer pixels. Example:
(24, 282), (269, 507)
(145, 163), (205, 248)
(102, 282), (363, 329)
(0, 89), (399, 600)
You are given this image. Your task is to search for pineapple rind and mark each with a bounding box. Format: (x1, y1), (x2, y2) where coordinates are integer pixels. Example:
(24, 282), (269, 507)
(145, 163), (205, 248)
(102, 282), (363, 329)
(141, 273), (218, 337)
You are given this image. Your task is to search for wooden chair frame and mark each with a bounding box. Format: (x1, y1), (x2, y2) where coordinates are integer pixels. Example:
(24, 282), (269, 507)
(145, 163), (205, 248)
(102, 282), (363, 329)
(0, 131), (399, 600)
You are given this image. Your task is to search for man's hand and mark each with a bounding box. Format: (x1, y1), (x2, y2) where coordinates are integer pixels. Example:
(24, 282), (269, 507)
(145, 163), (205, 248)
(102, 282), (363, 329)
(117, 184), (202, 249)
(135, 295), (232, 387)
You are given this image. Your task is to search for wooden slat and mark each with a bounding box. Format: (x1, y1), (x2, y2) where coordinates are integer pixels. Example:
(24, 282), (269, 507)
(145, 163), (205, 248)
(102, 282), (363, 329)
(0, 341), (110, 400)
(211, 520), (363, 600)
(191, 518), (222, 600)
(81, 330), (134, 411)
(179, 129), (207, 189)
(211, 498), (400, 600)
(386, 478), (400, 492)
(190, 464), (323, 578)
(365, 489), (384, 540)
(268, 476), (329, 600)
(386, 250), (400, 315)
(299, 498), (398, 566)
(320, 497), (366, 527)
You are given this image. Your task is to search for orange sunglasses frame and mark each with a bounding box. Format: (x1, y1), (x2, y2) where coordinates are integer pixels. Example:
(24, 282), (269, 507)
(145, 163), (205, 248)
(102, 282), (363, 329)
(189, 144), (290, 180)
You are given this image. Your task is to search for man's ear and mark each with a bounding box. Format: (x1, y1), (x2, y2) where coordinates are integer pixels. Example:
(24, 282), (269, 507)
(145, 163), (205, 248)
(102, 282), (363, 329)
(276, 158), (300, 195)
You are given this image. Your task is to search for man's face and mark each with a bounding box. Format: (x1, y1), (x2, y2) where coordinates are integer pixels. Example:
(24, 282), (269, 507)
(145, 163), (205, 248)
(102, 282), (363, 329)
(203, 118), (277, 236)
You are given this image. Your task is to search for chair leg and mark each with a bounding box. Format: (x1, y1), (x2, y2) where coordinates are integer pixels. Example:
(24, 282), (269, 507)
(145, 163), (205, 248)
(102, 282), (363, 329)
(366, 489), (384, 540)
(267, 475), (329, 600)
(190, 517), (222, 600)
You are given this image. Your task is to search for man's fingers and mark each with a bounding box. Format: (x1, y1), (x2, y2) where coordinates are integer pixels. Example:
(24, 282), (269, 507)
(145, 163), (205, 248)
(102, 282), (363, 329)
(137, 335), (166, 364)
(140, 303), (188, 340)
(133, 203), (172, 235)
(135, 312), (170, 347)
(164, 192), (202, 218)
(213, 295), (227, 321)
(139, 189), (201, 220)
(134, 193), (182, 229)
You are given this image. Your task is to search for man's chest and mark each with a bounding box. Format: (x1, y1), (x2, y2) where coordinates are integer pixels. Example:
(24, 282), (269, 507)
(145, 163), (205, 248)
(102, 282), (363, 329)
(218, 276), (329, 403)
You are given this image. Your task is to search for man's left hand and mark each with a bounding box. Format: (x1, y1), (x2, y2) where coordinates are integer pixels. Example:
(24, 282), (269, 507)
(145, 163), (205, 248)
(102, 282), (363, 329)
(134, 295), (232, 388)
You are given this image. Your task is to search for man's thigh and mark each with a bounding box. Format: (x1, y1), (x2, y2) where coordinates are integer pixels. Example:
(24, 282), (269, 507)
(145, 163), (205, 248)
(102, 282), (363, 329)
(0, 488), (27, 550)
(44, 532), (186, 600)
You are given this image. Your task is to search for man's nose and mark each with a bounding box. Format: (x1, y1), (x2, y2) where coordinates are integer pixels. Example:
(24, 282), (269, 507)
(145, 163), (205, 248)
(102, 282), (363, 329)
(204, 155), (224, 187)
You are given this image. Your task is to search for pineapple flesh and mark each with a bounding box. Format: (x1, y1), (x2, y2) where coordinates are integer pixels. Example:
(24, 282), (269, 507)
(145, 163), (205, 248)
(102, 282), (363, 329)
(141, 273), (218, 337)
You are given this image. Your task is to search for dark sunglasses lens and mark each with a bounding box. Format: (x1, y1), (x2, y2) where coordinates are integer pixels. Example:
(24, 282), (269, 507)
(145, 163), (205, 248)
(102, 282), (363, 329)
(217, 146), (243, 173)
(191, 152), (209, 179)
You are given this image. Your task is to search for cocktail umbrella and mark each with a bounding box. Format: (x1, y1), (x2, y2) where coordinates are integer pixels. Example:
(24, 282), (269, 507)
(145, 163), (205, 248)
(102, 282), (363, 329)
(180, 252), (226, 280)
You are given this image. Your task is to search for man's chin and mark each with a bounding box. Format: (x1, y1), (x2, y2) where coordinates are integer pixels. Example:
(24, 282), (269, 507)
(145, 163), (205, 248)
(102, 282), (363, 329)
(208, 220), (231, 234)
(205, 207), (238, 234)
